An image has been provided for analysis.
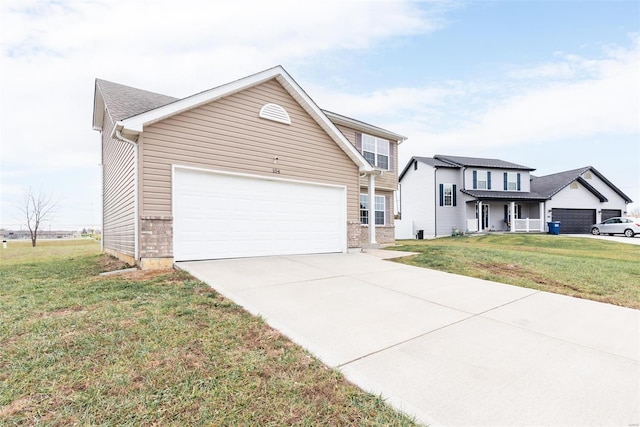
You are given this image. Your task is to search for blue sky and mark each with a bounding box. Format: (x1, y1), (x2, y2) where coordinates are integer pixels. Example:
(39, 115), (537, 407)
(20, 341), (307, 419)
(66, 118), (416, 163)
(1, 0), (638, 230)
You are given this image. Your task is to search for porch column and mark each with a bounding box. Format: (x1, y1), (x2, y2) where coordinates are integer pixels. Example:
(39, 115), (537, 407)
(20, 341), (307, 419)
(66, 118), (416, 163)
(477, 200), (482, 232)
(368, 173), (377, 245)
(510, 201), (516, 232)
(539, 202), (545, 231)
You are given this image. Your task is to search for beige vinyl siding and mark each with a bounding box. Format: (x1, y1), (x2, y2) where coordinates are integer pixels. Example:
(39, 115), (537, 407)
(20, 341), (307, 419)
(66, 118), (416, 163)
(336, 124), (398, 191)
(139, 79), (359, 222)
(101, 112), (136, 257)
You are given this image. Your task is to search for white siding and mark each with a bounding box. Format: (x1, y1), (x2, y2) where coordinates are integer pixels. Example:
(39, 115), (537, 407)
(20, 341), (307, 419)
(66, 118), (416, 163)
(435, 168), (464, 236)
(463, 168), (531, 192)
(396, 161), (436, 238)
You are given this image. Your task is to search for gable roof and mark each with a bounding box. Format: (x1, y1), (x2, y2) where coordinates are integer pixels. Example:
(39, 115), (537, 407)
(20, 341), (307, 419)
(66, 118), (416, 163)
(94, 66), (388, 172)
(531, 166), (632, 203)
(435, 155), (535, 171)
(398, 156), (459, 181)
(93, 79), (177, 130)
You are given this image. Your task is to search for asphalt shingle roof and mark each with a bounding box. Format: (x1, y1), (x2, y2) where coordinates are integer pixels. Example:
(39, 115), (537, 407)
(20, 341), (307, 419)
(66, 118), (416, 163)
(460, 189), (547, 201)
(435, 155), (535, 171)
(413, 156), (459, 168)
(531, 166), (632, 202)
(96, 79), (178, 122)
(530, 167), (589, 198)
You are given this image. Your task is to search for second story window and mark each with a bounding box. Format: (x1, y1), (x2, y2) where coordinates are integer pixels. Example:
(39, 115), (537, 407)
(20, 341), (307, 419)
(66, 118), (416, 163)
(362, 134), (389, 170)
(504, 172), (521, 191)
(473, 170), (491, 190)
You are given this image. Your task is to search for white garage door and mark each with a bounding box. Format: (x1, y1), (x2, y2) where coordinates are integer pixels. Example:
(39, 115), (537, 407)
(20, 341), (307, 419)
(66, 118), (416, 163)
(173, 168), (346, 261)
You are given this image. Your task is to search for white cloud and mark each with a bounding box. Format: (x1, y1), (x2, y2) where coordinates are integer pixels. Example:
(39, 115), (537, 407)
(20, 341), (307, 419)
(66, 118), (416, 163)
(0, 0), (447, 228)
(308, 35), (640, 162)
(0, 0), (443, 173)
(425, 37), (640, 149)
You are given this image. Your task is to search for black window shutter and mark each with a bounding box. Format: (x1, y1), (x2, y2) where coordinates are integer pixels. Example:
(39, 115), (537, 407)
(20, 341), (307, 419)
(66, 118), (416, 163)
(472, 171), (477, 189)
(504, 205), (508, 222)
(487, 171), (492, 190)
(439, 184), (444, 206)
(517, 173), (521, 191)
(517, 204), (522, 219)
(453, 185), (457, 206)
(355, 132), (362, 152)
(503, 172), (508, 190)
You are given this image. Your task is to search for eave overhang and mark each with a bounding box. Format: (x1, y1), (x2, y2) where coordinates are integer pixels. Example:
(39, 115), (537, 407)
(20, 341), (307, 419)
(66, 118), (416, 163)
(460, 189), (548, 202)
(323, 110), (407, 143)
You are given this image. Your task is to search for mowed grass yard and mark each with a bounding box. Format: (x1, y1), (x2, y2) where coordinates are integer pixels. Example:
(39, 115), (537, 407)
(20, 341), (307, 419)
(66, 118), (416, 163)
(393, 234), (640, 309)
(0, 239), (417, 426)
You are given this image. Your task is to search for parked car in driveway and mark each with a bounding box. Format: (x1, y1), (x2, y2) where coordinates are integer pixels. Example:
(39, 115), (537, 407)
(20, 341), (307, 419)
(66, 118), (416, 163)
(591, 217), (640, 237)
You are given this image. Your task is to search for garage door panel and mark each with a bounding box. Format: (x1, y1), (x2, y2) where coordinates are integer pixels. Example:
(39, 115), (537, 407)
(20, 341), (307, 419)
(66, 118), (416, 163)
(551, 208), (596, 234)
(601, 209), (621, 221)
(174, 168), (346, 261)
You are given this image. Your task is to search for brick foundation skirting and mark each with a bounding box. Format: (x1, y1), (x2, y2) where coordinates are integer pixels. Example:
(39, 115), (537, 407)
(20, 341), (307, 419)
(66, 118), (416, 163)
(360, 225), (395, 245)
(139, 216), (173, 259)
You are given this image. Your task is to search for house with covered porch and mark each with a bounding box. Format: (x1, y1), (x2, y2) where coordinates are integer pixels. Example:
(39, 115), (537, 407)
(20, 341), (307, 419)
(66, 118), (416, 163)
(395, 155), (632, 238)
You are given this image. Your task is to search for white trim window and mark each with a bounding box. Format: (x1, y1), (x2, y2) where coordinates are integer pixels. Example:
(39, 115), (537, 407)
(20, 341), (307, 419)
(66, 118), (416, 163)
(362, 134), (389, 170)
(503, 172), (521, 191)
(360, 194), (385, 225)
(476, 171), (488, 190)
(439, 183), (457, 207)
(443, 184), (453, 206)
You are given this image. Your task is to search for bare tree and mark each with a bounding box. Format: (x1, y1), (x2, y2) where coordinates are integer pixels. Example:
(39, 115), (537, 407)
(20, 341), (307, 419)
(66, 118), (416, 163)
(19, 188), (56, 247)
(628, 206), (640, 218)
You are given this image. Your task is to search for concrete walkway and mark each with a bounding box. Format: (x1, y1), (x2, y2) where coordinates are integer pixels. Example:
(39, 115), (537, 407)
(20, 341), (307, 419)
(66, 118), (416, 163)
(178, 251), (640, 426)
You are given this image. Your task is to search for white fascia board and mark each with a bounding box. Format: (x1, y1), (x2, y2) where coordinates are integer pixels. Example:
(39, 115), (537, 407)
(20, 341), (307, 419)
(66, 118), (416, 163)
(92, 82), (105, 131)
(324, 111), (407, 143)
(118, 66), (285, 135)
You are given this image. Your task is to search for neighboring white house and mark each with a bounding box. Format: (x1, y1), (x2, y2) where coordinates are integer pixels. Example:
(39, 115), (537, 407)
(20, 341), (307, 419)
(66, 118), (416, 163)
(396, 155), (633, 239)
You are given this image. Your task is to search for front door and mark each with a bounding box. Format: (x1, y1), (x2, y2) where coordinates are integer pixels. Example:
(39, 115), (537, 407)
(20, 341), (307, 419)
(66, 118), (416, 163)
(482, 204), (490, 230)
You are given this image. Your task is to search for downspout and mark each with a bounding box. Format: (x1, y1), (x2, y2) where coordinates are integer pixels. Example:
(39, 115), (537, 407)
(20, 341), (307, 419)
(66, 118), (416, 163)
(434, 167), (438, 237)
(113, 127), (139, 263)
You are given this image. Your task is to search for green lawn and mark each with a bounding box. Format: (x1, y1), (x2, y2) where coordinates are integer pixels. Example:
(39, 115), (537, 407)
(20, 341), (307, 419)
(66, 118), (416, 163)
(392, 234), (640, 309)
(0, 240), (417, 426)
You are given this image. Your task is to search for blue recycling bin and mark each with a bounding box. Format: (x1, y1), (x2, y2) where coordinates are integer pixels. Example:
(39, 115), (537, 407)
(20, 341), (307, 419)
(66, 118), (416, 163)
(547, 221), (561, 235)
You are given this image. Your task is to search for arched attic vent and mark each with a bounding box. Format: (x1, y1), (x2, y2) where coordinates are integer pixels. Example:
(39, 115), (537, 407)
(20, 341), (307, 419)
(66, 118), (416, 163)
(259, 103), (291, 125)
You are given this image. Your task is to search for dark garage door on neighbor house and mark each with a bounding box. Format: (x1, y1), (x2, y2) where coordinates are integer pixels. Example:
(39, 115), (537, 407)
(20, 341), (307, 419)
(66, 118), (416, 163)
(601, 209), (622, 221)
(551, 208), (596, 234)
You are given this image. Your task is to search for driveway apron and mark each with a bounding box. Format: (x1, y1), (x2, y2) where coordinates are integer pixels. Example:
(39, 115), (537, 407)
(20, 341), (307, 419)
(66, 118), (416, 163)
(178, 251), (640, 426)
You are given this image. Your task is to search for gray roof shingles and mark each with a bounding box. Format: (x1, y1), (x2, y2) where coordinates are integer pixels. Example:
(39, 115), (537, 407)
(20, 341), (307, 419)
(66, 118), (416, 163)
(530, 167), (589, 198)
(435, 154), (535, 171)
(96, 79), (178, 122)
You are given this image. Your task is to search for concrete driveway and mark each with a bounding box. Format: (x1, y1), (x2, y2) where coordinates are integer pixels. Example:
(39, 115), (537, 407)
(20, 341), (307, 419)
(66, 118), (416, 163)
(569, 234), (640, 245)
(178, 251), (640, 426)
